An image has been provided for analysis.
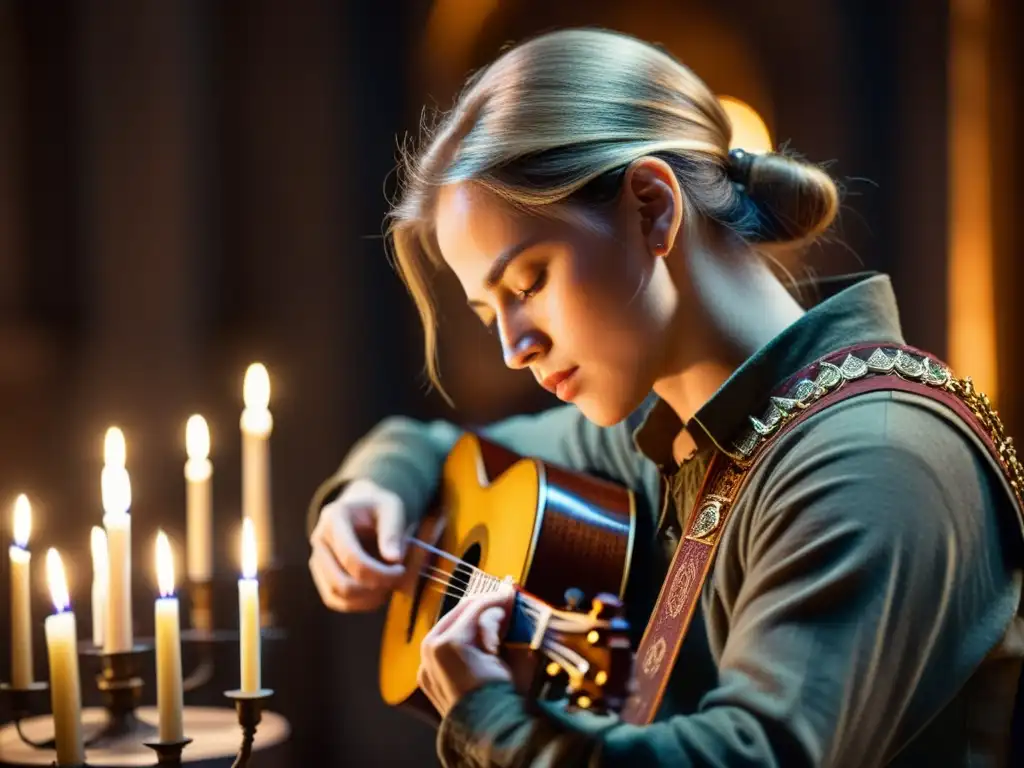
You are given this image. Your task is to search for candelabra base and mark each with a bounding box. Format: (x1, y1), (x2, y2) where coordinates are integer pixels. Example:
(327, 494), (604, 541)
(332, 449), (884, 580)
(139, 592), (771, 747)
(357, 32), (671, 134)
(0, 706), (290, 766)
(224, 689), (274, 768)
(143, 737), (194, 767)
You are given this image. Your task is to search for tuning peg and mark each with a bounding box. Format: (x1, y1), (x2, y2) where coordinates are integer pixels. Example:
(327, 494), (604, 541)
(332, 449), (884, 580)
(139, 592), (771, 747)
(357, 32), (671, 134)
(589, 592), (624, 620)
(563, 587), (586, 611)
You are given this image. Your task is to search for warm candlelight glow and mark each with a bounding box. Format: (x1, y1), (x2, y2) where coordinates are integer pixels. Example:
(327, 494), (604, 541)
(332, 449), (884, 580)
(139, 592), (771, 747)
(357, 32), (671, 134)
(12, 493), (31, 548)
(156, 530), (175, 598)
(91, 526), (108, 580)
(104, 426), (127, 468)
(243, 363), (271, 411)
(241, 517), (257, 579)
(101, 465), (132, 517)
(186, 414), (211, 461)
(719, 95), (773, 154)
(47, 548), (70, 612)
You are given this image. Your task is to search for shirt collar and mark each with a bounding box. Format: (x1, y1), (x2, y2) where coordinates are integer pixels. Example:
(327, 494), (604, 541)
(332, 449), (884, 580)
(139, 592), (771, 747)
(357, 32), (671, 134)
(633, 272), (906, 469)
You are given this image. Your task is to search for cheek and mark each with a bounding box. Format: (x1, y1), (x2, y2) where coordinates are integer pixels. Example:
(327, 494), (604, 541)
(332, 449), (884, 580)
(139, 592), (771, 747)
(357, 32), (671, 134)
(555, 244), (655, 350)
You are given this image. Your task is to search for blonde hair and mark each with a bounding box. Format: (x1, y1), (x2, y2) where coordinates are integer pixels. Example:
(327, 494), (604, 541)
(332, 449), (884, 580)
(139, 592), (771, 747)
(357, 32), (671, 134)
(389, 28), (840, 396)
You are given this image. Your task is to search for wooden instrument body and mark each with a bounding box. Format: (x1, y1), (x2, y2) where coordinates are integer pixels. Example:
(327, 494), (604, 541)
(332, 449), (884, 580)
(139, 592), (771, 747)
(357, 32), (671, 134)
(380, 433), (636, 721)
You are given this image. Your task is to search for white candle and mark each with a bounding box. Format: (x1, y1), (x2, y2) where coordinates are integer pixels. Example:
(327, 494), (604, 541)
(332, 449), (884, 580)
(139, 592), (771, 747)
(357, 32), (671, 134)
(90, 526), (108, 648)
(102, 427), (133, 653)
(154, 531), (184, 742)
(241, 363), (274, 569)
(44, 549), (85, 766)
(184, 414), (213, 583)
(238, 517), (261, 692)
(9, 494), (33, 688)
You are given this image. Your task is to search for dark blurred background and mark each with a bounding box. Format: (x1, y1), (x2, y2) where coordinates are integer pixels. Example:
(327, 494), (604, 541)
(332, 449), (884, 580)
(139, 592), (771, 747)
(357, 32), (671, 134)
(0, 0), (1021, 765)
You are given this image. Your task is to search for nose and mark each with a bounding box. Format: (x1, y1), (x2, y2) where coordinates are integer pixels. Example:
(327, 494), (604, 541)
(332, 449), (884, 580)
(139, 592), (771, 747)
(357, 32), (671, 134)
(498, 312), (546, 370)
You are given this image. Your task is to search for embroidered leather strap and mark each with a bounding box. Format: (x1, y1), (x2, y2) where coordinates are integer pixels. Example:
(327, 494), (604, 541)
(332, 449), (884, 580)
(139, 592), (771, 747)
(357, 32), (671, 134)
(621, 342), (1024, 725)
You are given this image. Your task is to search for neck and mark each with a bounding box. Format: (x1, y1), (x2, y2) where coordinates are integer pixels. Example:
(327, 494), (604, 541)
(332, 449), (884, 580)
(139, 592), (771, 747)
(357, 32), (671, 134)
(653, 239), (805, 459)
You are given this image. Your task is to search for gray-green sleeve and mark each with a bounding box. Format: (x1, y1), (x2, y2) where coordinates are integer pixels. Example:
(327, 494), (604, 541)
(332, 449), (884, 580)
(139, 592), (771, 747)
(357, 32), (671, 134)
(436, 394), (1021, 767)
(307, 404), (661, 536)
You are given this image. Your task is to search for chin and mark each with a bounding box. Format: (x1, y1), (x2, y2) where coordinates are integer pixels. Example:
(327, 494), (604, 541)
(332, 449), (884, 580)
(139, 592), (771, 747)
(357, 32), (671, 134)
(574, 393), (641, 428)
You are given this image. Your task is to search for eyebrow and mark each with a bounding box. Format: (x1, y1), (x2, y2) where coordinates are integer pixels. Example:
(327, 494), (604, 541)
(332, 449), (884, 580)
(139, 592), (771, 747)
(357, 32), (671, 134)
(466, 238), (541, 309)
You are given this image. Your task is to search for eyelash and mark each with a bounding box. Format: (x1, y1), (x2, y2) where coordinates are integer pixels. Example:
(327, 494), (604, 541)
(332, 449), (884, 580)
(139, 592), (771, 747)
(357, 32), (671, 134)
(485, 270), (546, 334)
(516, 270), (546, 301)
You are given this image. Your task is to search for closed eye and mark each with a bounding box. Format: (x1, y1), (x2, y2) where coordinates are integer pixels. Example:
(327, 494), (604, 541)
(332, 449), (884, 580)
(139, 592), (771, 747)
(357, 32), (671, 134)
(468, 267), (546, 331)
(516, 269), (547, 301)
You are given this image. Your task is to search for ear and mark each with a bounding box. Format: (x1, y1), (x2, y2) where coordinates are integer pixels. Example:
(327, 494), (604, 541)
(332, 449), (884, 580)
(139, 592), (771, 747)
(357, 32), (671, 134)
(622, 156), (684, 258)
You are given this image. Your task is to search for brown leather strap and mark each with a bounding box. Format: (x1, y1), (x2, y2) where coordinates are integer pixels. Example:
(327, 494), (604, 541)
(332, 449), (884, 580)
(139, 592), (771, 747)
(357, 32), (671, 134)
(621, 343), (1024, 725)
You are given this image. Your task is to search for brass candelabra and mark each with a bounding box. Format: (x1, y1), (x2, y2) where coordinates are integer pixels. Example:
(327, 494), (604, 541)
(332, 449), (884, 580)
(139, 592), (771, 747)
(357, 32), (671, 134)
(0, 568), (285, 768)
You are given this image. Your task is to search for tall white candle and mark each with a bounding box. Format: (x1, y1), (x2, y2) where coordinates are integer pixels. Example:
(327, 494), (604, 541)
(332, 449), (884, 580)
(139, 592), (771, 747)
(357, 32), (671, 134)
(90, 526), (108, 648)
(241, 363), (274, 569)
(184, 414), (213, 583)
(102, 427), (133, 653)
(9, 494), (33, 688)
(44, 549), (85, 766)
(238, 518), (261, 692)
(154, 531), (184, 742)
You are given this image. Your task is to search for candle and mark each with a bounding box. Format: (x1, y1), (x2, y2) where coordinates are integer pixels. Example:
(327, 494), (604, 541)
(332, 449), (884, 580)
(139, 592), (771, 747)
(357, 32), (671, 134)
(9, 494), (34, 688)
(102, 426), (133, 653)
(90, 526), (108, 648)
(44, 549), (85, 766)
(154, 531), (184, 742)
(238, 518), (261, 692)
(241, 363), (274, 569)
(184, 414), (213, 584)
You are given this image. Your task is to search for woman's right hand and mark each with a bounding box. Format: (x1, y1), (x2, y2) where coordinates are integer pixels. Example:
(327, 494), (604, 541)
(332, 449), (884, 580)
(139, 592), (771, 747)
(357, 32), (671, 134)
(309, 478), (407, 612)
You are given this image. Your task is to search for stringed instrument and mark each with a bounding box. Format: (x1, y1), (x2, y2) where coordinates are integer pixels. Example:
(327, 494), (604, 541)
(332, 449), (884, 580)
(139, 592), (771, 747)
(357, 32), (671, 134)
(380, 433), (638, 723)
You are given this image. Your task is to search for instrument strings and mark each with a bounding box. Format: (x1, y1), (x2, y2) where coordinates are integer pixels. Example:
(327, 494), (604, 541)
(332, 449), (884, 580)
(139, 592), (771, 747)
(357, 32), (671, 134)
(406, 536), (489, 577)
(403, 538), (592, 679)
(406, 539), (561, 621)
(414, 563), (587, 674)
(405, 536), (557, 620)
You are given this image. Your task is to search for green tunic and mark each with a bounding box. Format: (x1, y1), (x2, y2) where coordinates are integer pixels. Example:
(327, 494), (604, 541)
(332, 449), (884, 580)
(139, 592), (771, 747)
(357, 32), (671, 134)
(309, 273), (1024, 767)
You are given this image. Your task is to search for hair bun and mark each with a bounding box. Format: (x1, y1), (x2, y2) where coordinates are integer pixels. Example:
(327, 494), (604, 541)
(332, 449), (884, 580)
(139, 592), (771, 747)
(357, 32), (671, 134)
(740, 151), (840, 248)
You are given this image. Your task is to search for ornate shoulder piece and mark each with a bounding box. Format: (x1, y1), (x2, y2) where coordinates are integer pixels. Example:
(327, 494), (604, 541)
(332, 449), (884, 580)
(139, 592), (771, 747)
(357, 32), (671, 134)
(733, 347), (945, 454)
(732, 343), (1021, 511)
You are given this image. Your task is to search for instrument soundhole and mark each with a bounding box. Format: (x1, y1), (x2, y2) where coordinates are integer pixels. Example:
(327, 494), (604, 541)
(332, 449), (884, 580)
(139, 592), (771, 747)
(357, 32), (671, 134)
(438, 542), (482, 621)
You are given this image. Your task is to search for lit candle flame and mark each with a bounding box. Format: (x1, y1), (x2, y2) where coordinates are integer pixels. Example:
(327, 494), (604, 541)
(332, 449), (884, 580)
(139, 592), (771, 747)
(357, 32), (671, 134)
(156, 530), (175, 598)
(47, 548), (70, 613)
(185, 414), (210, 461)
(241, 517), (257, 580)
(101, 465), (132, 517)
(719, 95), (773, 154)
(243, 363), (270, 412)
(90, 526), (108, 582)
(12, 493), (31, 548)
(104, 426), (127, 468)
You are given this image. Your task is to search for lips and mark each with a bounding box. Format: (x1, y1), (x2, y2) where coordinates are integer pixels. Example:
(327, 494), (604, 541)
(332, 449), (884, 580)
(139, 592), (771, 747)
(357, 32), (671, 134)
(540, 367), (578, 397)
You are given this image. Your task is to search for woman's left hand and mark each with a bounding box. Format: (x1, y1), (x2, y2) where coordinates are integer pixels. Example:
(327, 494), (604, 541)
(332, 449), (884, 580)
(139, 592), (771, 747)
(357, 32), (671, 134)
(418, 588), (516, 718)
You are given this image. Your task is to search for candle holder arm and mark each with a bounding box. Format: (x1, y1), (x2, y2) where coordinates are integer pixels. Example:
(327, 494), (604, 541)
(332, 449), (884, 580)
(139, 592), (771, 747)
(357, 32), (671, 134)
(0, 682), (56, 750)
(224, 688), (273, 768)
(231, 728), (254, 768)
(15, 717), (56, 749)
